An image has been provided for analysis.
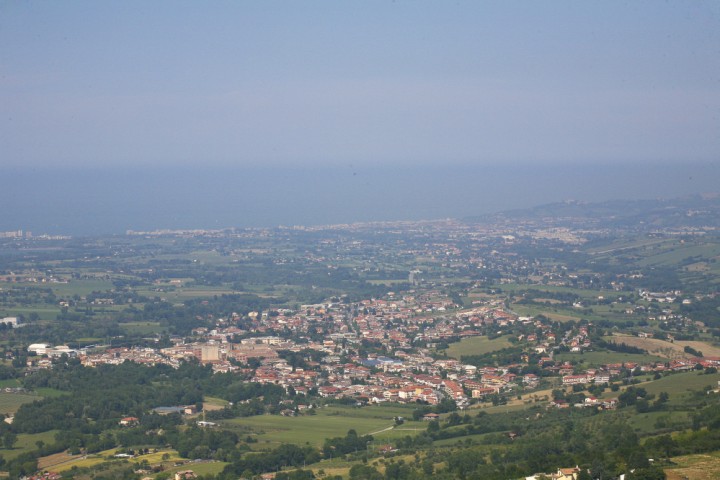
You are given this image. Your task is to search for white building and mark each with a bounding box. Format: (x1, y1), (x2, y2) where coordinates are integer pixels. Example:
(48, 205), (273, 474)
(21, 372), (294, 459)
(1, 317), (18, 328)
(28, 343), (50, 355)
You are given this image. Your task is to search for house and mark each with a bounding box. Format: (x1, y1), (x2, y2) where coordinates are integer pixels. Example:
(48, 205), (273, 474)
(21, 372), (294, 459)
(525, 466), (580, 480)
(175, 471), (197, 480)
(1, 317), (18, 328)
(378, 444), (398, 455)
(562, 374), (590, 385)
(472, 387), (498, 398)
(555, 467), (581, 480)
(27, 473), (61, 480)
(119, 416), (139, 426)
(422, 413), (440, 421)
(602, 398), (618, 410)
(594, 373), (611, 384)
(28, 343), (50, 355)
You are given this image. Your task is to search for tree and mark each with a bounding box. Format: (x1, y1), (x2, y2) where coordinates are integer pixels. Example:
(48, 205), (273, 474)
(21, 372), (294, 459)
(577, 470), (592, 480)
(654, 392), (669, 409)
(2, 432), (16, 450)
(635, 399), (650, 413)
(447, 449), (485, 479)
(626, 466), (666, 480)
(349, 464), (382, 480)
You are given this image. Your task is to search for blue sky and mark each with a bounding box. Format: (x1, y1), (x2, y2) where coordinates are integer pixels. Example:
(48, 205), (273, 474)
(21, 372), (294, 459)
(1, 0), (719, 168)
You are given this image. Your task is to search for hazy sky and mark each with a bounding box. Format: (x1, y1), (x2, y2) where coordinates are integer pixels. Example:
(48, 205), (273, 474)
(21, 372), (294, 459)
(2, 1), (719, 169)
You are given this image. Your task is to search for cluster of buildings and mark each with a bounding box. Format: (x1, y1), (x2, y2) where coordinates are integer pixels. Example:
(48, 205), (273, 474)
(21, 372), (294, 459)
(25, 291), (538, 406)
(23, 277), (714, 417)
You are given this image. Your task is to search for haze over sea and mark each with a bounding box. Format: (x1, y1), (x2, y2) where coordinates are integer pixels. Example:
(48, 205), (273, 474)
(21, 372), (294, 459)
(2, 163), (718, 236)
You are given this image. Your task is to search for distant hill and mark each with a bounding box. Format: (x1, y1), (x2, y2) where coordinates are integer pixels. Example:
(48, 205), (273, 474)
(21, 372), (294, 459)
(464, 193), (720, 230)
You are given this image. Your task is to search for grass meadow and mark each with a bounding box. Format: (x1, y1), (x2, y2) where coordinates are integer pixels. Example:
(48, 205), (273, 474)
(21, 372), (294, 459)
(445, 335), (514, 359)
(640, 370), (720, 397)
(223, 404), (423, 449)
(0, 430), (58, 462)
(120, 321), (166, 335)
(554, 351), (666, 366)
(0, 392), (41, 415)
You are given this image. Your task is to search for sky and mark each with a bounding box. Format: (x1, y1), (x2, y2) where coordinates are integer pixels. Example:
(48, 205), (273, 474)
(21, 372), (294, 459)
(2, 0), (719, 169)
(1, 1), (719, 235)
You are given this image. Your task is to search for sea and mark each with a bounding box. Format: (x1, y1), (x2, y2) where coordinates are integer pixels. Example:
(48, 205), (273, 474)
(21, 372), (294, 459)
(1, 163), (718, 236)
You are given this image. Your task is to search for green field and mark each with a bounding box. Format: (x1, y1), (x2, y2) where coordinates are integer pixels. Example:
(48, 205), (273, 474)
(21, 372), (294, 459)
(0, 430), (58, 461)
(473, 402), (535, 415)
(640, 371), (720, 396)
(0, 306), (60, 321)
(0, 392), (42, 414)
(432, 432), (497, 447)
(164, 460), (229, 478)
(629, 410), (691, 434)
(554, 351), (666, 367)
(510, 304), (582, 323)
(50, 448), (186, 474)
(492, 283), (632, 300)
(635, 242), (720, 268)
(367, 279), (409, 286)
(47, 279), (116, 297)
(74, 337), (105, 344)
(224, 405), (422, 448)
(32, 388), (68, 398)
(511, 302), (641, 325)
(120, 321), (166, 335)
(136, 286), (238, 302)
(445, 335), (514, 359)
(585, 237), (669, 256)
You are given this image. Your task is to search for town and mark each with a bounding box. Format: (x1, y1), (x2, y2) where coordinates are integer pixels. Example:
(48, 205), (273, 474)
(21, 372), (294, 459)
(0, 195), (719, 479)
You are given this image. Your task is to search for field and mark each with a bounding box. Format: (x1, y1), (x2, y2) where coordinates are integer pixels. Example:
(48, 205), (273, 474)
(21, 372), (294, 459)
(432, 432), (498, 447)
(32, 388), (68, 398)
(0, 306), (60, 321)
(607, 335), (720, 360)
(120, 321), (166, 335)
(585, 237), (669, 256)
(164, 460), (229, 478)
(554, 351), (666, 366)
(43, 447), (188, 474)
(445, 335), (513, 359)
(639, 370), (720, 396)
(204, 396), (230, 411)
(136, 286), (238, 303)
(665, 452), (720, 480)
(509, 305), (582, 323)
(224, 404), (423, 448)
(0, 430), (58, 462)
(675, 340), (720, 358)
(635, 242), (720, 268)
(492, 283), (631, 299)
(0, 392), (41, 414)
(37, 451), (85, 471)
(627, 410), (691, 435)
